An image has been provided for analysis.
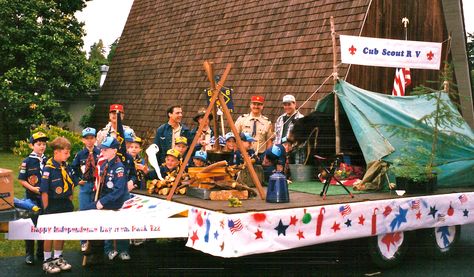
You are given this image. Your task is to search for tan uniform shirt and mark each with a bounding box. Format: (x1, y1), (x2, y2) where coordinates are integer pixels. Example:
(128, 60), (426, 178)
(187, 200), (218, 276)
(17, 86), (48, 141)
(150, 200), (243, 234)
(96, 122), (134, 145)
(235, 113), (273, 154)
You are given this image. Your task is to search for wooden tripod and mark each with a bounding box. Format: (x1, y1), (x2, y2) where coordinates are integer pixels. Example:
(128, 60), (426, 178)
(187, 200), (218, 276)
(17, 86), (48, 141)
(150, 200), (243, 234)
(167, 61), (265, 200)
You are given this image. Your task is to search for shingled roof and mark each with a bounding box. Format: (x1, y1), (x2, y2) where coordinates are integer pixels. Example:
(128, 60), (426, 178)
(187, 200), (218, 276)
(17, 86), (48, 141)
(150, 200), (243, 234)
(97, 0), (472, 140)
(97, 0), (372, 139)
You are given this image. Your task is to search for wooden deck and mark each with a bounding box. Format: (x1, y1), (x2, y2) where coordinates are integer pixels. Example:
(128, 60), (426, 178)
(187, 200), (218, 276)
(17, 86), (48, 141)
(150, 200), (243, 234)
(134, 186), (474, 214)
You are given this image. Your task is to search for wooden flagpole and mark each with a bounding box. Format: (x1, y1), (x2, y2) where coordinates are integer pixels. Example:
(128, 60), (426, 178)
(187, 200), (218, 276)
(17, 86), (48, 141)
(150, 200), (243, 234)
(330, 16), (341, 155)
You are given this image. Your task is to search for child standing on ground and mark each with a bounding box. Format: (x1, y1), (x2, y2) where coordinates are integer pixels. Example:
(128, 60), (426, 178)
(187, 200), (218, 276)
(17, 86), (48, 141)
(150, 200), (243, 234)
(18, 131), (48, 265)
(40, 137), (77, 274)
(71, 127), (100, 251)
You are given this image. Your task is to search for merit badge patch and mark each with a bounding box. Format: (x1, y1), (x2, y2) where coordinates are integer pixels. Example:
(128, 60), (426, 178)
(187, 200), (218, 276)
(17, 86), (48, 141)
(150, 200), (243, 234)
(55, 187), (63, 194)
(106, 181), (114, 189)
(42, 171), (50, 179)
(28, 175), (38, 185)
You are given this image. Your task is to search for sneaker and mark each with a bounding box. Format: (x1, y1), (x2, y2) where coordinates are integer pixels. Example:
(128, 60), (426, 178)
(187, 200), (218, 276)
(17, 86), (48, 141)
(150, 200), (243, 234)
(118, 252), (131, 261)
(43, 259), (60, 274)
(132, 239), (145, 246)
(25, 254), (34, 265)
(54, 256), (72, 271)
(107, 250), (118, 261)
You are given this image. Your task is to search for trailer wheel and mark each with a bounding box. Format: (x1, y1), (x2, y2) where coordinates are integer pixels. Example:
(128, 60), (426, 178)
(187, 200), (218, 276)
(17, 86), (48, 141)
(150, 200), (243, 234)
(428, 225), (460, 258)
(368, 231), (407, 268)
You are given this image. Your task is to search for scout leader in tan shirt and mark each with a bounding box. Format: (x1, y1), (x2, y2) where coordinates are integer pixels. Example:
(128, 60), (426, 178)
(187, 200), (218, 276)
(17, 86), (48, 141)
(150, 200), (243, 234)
(235, 95), (274, 155)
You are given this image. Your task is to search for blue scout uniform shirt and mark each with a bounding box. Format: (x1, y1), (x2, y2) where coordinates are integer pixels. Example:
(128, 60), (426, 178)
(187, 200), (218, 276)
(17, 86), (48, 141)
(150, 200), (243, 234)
(40, 158), (77, 200)
(153, 123), (191, 164)
(18, 152), (47, 200)
(133, 154), (146, 189)
(234, 149), (259, 165)
(116, 152), (137, 184)
(71, 146), (100, 182)
(98, 156), (128, 209)
(262, 144), (287, 179)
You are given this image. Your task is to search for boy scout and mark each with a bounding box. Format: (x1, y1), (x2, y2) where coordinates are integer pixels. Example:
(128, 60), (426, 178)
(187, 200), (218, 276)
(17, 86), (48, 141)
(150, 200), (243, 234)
(71, 127), (100, 251)
(18, 131), (48, 265)
(146, 149), (181, 180)
(126, 135), (147, 190)
(40, 137), (77, 273)
(235, 95), (274, 156)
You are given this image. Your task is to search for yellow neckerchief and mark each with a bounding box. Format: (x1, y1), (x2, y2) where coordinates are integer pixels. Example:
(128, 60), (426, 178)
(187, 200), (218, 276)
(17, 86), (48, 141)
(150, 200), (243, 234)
(46, 158), (74, 193)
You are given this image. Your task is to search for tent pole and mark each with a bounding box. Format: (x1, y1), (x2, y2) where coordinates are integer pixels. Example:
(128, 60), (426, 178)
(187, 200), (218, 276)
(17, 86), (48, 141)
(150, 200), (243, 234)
(330, 16), (341, 155)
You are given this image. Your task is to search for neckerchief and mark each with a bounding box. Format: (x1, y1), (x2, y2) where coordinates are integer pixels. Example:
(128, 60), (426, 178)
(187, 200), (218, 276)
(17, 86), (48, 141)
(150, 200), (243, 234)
(83, 150), (96, 180)
(29, 152), (46, 170)
(46, 158), (74, 193)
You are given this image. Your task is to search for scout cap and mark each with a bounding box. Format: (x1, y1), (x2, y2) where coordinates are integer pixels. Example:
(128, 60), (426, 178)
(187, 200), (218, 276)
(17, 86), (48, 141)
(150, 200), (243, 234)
(109, 104), (124, 113)
(240, 132), (256, 142)
(225, 132), (235, 141)
(251, 95), (264, 103)
(175, 136), (188, 146)
(133, 136), (143, 144)
(124, 129), (135, 142)
(193, 107), (213, 122)
(166, 149), (180, 159)
(192, 150), (207, 162)
(266, 144), (284, 160)
(30, 132), (48, 144)
(282, 94), (296, 103)
(99, 137), (120, 150)
(81, 127), (96, 137)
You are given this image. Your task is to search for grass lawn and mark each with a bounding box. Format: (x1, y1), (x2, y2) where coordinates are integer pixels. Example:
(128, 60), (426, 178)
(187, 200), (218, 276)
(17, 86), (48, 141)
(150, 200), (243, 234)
(0, 151), (80, 257)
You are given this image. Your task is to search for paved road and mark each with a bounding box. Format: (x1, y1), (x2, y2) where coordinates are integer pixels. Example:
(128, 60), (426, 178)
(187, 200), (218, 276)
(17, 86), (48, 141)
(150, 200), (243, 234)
(1, 224), (473, 276)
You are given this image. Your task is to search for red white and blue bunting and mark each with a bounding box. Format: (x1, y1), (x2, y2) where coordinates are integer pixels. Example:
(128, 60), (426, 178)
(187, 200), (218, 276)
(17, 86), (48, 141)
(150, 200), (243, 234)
(186, 192), (474, 257)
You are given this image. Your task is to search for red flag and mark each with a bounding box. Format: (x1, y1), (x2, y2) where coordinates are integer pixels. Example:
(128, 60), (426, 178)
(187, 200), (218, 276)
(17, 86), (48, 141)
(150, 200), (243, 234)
(93, 153), (106, 192)
(392, 68), (411, 96)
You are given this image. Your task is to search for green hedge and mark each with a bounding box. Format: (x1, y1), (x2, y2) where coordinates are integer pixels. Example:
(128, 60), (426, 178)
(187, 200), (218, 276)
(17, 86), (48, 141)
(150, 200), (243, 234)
(13, 125), (83, 163)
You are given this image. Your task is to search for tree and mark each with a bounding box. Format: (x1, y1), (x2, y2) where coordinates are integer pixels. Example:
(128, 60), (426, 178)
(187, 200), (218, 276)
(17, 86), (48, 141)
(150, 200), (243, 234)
(89, 39), (108, 66)
(107, 38), (120, 63)
(467, 32), (474, 91)
(0, 0), (97, 149)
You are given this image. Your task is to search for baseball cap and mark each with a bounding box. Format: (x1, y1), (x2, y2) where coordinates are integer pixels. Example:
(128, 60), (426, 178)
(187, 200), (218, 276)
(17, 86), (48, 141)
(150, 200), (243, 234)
(282, 94), (296, 103)
(175, 136), (188, 145)
(124, 129), (135, 142)
(192, 150), (207, 162)
(166, 149), (180, 159)
(240, 132), (256, 142)
(251, 95), (264, 103)
(81, 127), (96, 137)
(99, 137), (120, 150)
(225, 132), (235, 141)
(109, 104), (124, 113)
(265, 144), (284, 159)
(29, 132), (48, 144)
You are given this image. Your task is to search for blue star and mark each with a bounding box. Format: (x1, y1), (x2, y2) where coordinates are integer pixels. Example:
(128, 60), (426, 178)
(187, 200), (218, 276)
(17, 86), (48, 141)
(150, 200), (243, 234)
(344, 219), (352, 227)
(214, 230), (219, 240)
(463, 209), (469, 217)
(274, 219), (289, 236)
(428, 205), (438, 219)
(390, 207), (408, 231)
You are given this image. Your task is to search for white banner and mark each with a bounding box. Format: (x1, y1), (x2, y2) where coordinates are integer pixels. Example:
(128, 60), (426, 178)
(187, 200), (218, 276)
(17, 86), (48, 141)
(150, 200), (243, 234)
(187, 192), (474, 257)
(8, 194), (189, 240)
(340, 35), (442, 70)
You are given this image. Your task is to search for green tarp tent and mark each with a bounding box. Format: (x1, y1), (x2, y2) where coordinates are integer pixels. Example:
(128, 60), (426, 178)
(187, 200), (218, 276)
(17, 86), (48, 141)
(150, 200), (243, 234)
(315, 80), (474, 187)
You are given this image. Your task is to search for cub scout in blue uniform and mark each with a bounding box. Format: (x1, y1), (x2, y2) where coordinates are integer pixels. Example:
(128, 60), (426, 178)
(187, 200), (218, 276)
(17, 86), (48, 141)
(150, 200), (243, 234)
(18, 131), (48, 265)
(40, 137), (77, 274)
(126, 134), (147, 190)
(234, 133), (260, 165)
(146, 149), (181, 180)
(96, 137), (131, 261)
(71, 127), (100, 252)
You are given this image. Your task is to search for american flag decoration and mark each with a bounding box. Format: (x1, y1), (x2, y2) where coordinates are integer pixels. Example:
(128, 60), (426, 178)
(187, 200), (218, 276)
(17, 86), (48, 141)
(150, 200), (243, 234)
(339, 205), (352, 217)
(93, 153), (106, 192)
(392, 67), (411, 96)
(459, 194), (468, 204)
(228, 219), (243, 234)
(411, 200), (420, 210)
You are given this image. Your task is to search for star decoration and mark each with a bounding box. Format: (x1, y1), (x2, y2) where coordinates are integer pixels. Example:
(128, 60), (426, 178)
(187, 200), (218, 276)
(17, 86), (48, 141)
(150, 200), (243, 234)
(416, 211), (422, 219)
(331, 221), (341, 232)
(255, 229), (263, 239)
(289, 215), (298, 226)
(428, 205), (438, 219)
(190, 230), (199, 246)
(274, 219), (289, 236)
(381, 232), (402, 252)
(220, 242), (225, 251)
(390, 207), (408, 231)
(344, 219), (352, 227)
(214, 230), (219, 240)
(358, 215), (365, 225)
(297, 230), (305, 240)
(463, 209), (469, 217)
